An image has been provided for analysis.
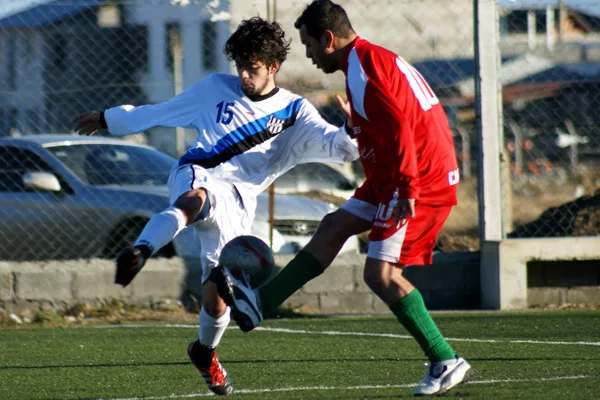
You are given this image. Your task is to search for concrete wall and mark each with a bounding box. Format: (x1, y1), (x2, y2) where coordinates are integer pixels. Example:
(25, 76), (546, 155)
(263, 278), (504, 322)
(2, 250), (598, 315)
(277, 252), (481, 314)
(0, 259), (186, 313)
(480, 238), (600, 309)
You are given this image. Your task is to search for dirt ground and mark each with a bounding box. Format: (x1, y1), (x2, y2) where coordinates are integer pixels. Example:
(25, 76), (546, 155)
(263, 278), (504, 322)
(2, 297), (598, 329)
(441, 172), (600, 251)
(440, 178), (600, 251)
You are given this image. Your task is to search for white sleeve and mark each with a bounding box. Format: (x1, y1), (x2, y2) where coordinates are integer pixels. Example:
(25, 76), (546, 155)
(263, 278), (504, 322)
(103, 79), (207, 136)
(287, 99), (359, 164)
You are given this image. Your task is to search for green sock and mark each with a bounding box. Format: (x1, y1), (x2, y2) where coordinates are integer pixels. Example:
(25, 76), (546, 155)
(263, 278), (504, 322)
(258, 250), (324, 315)
(390, 289), (455, 363)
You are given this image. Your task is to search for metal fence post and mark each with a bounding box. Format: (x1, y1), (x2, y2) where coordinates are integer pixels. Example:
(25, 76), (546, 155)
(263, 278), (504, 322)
(475, 0), (505, 309)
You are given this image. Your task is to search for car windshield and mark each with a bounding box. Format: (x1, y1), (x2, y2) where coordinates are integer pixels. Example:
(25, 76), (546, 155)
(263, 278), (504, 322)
(46, 143), (176, 186)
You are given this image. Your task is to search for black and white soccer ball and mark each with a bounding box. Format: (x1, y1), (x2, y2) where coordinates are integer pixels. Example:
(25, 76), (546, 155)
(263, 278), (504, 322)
(218, 235), (275, 288)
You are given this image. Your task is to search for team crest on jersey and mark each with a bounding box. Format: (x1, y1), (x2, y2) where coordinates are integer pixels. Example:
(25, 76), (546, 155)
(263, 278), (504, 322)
(266, 116), (285, 134)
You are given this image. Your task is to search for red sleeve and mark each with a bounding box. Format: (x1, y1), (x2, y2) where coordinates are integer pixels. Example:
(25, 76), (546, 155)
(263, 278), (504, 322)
(361, 53), (420, 199)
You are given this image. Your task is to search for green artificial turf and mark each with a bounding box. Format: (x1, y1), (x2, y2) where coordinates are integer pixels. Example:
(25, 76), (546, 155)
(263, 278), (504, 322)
(1, 311), (599, 399)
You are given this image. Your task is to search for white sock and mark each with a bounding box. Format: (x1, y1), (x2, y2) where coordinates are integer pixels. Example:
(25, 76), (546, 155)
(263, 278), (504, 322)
(439, 357), (458, 366)
(198, 307), (231, 348)
(134, 206), (186, 256)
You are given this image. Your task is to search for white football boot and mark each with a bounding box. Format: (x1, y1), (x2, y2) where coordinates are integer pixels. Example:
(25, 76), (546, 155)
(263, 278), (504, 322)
(213, 266), (263, 332)
(413, 356), (473, 396)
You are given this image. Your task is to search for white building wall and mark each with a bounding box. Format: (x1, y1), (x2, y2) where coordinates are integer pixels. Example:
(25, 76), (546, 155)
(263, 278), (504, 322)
(127, 0), (231, 103)
(125, 0), (231, 155)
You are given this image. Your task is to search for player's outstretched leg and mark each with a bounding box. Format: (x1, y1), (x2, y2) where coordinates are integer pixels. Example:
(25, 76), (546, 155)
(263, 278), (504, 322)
(210, 266), (263, 332)
(413, 356), (473, 396)
(187, 340), (233, 395)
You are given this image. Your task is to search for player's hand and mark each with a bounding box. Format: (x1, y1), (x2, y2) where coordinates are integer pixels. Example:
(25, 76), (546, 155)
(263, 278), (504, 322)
(335, 94), (353, 127)
(73, 111), (102, 136)
(114, 247), (146, 287)
(392, 192), (416, 228)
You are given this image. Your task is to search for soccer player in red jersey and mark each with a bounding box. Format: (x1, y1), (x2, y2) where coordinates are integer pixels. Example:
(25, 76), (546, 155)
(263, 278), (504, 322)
(214, 1), (472, 395)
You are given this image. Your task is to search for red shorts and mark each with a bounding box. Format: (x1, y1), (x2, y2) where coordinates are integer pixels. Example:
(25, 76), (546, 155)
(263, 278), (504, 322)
(342, 183), (452, 266)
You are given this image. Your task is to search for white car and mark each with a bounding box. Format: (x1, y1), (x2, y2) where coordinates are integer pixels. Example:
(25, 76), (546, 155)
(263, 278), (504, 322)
(253, 192), (359, 254)
(274, 162), (360, 200)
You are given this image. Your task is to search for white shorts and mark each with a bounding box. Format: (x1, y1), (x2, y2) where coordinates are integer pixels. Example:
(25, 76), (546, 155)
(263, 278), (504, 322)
(168, 163), (253, 283)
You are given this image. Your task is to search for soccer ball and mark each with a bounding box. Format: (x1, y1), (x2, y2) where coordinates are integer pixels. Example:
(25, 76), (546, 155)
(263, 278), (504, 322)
(218, 235), (275, 288)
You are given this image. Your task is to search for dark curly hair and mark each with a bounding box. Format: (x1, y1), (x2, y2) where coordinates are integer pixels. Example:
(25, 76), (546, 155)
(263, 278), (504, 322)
(224, 17), (291, 68)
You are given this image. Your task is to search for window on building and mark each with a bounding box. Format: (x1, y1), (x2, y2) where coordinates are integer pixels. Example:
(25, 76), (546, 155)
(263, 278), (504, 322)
(23, 35), (35, 61)
(202, 20), (217, 71)
(131, 25), (148, 72)
(9, 108), (19, 134)
(504, 9), (557, 34)
(25, 109), (39, 134)
(97, 4), (122, 28)
(166, 22), (181, 73)
(52, 33), (67, 72)
(0, 109), (6, 136)
(7, 37), (16, 90)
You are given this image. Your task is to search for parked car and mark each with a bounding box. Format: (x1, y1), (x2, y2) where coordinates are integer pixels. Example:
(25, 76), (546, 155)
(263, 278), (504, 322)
(0, 134), (357, 261)
(274, 162), (359, 200)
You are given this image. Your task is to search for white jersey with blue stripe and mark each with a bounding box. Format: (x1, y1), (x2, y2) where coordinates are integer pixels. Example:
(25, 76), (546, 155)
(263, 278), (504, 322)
(104, 73), (358, 205)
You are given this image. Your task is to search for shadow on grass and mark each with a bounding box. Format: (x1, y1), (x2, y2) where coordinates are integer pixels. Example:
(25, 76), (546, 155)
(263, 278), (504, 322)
(0, 357), (417, 371)
(2, 356), (599, 371)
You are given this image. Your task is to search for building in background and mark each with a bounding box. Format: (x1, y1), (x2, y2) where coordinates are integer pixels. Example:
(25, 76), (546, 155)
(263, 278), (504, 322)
(0, 0), (230, 156)
(1, 0), (600, 160)
(499, 0), (600, 61)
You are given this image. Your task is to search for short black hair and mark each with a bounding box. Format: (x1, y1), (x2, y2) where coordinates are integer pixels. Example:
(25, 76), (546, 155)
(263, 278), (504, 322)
(224, 17), (291, 68)
(294, 0), (354, 40)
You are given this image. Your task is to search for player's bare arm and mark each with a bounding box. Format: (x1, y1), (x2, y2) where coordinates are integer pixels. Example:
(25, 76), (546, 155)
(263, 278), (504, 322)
(73, 111), (103, 136)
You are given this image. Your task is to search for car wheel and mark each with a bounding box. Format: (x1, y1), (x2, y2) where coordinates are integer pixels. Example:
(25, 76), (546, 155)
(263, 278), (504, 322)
(104, 218), (176, 259)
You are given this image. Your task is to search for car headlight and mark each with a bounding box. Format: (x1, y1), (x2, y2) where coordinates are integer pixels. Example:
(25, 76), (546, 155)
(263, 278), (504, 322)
(250, 219), (285, 254)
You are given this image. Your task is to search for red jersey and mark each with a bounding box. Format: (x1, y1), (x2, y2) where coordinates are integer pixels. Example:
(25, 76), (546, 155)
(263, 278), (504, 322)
(342, 37), (459, 206)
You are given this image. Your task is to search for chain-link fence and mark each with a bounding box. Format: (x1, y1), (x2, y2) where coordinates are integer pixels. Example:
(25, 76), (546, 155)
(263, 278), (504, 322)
(247, 0), (480, 251)
(0, 0), (379, 261)
(0, 0), (598, 262)
(498, 0), (600, 240)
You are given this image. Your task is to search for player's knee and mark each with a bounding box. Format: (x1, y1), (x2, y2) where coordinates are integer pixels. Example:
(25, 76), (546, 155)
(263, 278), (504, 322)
(174, 189), (207, 224)
(314, 211), (351, 241)
(202, 295), (228, 317)
(201, 280), (228, 317)
(363, 266), (384, 291)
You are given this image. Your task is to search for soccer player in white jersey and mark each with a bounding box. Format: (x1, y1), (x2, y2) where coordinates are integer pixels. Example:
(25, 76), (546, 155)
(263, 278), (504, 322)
(213, 1), (472, 397)
(73, 17), (357, 396)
